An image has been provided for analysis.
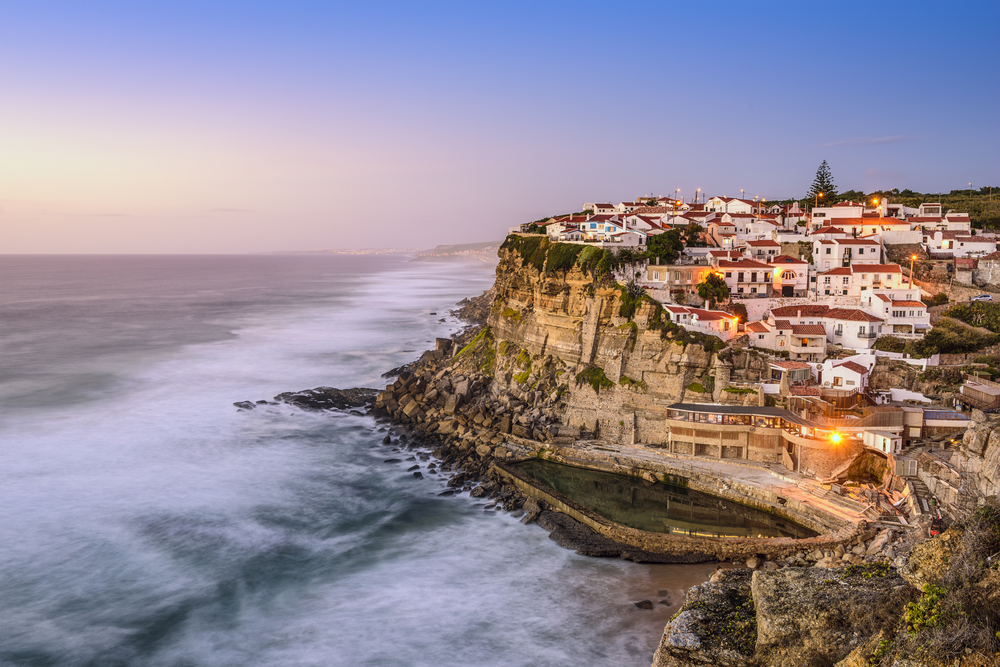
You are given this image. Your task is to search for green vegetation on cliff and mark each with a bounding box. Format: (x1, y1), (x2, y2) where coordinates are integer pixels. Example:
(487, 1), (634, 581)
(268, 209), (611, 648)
(875, 318), (1000, 357)
(944, 302), (1000, 334)
(575, 365), (614, 394)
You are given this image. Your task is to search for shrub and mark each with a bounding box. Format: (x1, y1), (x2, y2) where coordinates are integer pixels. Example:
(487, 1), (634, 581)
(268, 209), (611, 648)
(575, 366), (614, 394)
(874, 335), (906, 353)
(501, 307), (522, 322)
(686, 382), (707, 393)
(619, 375), (647, 391)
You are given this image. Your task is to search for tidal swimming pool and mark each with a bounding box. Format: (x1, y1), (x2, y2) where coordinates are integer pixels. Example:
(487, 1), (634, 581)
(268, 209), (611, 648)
(513, 460), (817, 539)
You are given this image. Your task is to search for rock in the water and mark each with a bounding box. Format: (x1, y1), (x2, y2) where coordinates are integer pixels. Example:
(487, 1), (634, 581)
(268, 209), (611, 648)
(233, 401), (255, 410)
(382, 434), (392, 444)
(407, 465), (419, 471)
(634, 600), (654, 610)
(412, 472), (423, 479)
(274, 387), (379, 411)
(383, 458), (402, 463)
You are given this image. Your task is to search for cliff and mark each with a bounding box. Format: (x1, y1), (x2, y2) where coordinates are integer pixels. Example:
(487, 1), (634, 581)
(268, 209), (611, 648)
(479, 235), (724, 444)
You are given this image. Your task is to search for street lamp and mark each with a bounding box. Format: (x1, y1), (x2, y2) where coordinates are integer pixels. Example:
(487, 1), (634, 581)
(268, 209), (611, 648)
(909, 254), (917, 287)
(814, 191), (824, 208)
(696, 188), (701, 204)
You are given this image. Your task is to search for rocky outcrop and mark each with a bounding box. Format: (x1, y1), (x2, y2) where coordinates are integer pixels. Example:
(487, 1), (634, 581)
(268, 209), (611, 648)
(653, 565), (911, 667)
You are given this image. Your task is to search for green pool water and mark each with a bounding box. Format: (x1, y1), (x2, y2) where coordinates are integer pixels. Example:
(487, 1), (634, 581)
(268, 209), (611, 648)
(513, 460), (817, 539)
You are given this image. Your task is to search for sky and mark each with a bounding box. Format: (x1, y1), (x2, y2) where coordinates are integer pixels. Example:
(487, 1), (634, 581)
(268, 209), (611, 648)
(1, 0), (998, 253)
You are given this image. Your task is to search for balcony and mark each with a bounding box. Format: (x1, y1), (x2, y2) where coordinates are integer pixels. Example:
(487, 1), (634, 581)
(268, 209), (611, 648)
(790, 343), (826, 354)
(856, 331), (878, 339)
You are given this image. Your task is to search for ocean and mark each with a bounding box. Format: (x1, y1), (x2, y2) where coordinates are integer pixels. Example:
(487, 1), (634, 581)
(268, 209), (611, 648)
(0, 254), (716, 667)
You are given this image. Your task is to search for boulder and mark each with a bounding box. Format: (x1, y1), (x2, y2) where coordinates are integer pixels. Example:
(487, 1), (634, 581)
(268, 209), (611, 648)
(897, 527), (961, 589)
(746, 556), (761, 569)
(751, 566), (909, 667)
(443, 393), (461, 415)
(634, 600), (654, 610)
(651, 569), (755, 667)
(475, 444), (492, 458)
(511, 424), (530, 438)
(866, 529), (892, 556)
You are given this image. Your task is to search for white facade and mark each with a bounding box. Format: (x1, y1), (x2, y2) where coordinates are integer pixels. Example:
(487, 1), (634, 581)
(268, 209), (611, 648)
(863, 430), (902, 455)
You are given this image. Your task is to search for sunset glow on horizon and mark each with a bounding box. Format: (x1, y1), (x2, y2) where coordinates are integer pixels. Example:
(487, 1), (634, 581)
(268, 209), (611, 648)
(2, 0), (998, 253)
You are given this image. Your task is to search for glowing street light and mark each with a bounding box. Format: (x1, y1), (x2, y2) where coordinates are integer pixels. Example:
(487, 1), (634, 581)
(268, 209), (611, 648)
(909, 254), (917, 287)
(830, 433), (842, 444)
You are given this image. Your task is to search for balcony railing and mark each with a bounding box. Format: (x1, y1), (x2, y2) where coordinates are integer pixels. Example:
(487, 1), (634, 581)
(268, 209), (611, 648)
(857, 331), (878, 339)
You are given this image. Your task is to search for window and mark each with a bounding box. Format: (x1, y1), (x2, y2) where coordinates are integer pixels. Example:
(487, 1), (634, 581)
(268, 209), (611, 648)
(758, 334), (764, 340)
(783, 271), (796, 280)
(737, 287), (744, 293)
(843, 277), (849, 285)
(835, 325), (843, 336)
(725, 272), (732, 279)
(824, 277), (831, 284)
(858, 248), (863, 254)
(826, 248), (832, 254)
(751, 287), (757, 293)
(653, 271), (660, 280)
(751, 272), (758, 282)
(779, 339), (785, 346)
(723, 321), (730, 331)
(859, 327), (866, 335)
(738, 272), (744, 282)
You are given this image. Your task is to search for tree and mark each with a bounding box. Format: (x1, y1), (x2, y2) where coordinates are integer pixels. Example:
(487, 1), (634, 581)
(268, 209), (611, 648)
(697, 272), (730, 309)
(807, 160), (838, 206)
(682, 222), (705, 246)
(645, 230), (684, 264)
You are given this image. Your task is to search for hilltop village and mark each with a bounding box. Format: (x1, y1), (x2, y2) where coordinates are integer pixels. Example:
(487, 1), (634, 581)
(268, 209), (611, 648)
(355, 189), (1000, 666)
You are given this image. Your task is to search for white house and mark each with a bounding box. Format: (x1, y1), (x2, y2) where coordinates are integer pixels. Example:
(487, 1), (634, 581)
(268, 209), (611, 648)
(923, 230), (996, 258)
(769, 305), (885, 350)
(662, 305), (740, 341)
(706, 196), (756, 214)
(816, 264), (905, 297)
(746, 317), (827, 361)
(863, 429), (903, 455)
(744, 238), (782, 262)
(819, 359), (870, 391)
(717, 259), (774, 297)
(813, 237), (883, 271)
(868, 294), (931, 336)
(768, 255), (810, 297)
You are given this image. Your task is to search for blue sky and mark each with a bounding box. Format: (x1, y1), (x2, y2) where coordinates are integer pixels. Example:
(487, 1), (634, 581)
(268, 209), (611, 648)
(2, 1), (998, 252)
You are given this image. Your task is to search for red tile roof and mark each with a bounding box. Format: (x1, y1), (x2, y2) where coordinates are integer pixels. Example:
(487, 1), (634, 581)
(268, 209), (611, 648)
(825, 308), (884, 322)
(746, 321), (769, 333)
(791, 324), (827, 335)
(836, 361), (869, 375)
(771, 360), (812, 370)
(747, 239), (781, 246)
(768, 255), (807, 264)
(891, 301), (926, 308)
(770, 305), (831, 317)
(791, 386), (822, 396)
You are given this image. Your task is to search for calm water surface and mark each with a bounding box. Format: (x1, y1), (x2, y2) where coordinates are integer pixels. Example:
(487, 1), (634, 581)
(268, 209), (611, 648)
(0, 255), (717, 667)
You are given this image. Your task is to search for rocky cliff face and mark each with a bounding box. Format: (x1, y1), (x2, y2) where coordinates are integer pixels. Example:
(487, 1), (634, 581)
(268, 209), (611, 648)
(481, 238), (722, 443)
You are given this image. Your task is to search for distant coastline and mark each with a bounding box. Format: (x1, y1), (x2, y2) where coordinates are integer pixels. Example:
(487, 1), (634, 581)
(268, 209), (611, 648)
(256, 241), (502, 265)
